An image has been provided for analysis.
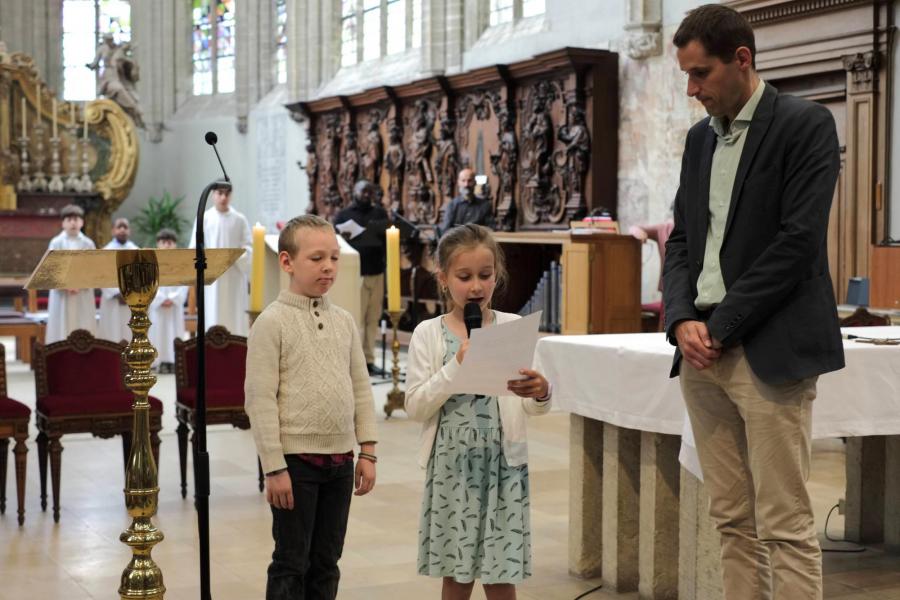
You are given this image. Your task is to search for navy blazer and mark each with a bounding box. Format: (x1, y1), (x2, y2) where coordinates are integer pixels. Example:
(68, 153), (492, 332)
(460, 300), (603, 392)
(663, 83), (845, 385)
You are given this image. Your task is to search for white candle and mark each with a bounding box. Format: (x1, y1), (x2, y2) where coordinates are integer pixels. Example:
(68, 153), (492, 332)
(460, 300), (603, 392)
(52, 99), (58, 138)
(35, 82), (40, 116)
(21, 98), (26, 138)
(83, 102), (88, 140)
(70, 102), (75, 127)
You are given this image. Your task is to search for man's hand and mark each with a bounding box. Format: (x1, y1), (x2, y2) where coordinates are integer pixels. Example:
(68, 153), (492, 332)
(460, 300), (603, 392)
(354, 459), (375, 496)
(266, 471), (294, 509)
(162, 299), (174, 307)
(675, 320), (722, 370)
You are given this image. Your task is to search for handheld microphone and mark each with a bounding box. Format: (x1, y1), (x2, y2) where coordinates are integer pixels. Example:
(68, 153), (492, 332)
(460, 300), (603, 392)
(205, 131), (231, 183)
(464, 302), (482, 339)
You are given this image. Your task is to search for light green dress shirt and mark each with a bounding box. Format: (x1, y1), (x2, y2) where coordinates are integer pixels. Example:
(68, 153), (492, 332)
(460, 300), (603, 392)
(695, 79), (766, 310)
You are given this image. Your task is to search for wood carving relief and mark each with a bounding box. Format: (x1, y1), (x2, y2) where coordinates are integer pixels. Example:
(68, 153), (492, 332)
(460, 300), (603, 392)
(290, 48), (618, 231)
(384, 120), (405, 214)
(338, 124), (359, 206)
(405, 99), (437, 223)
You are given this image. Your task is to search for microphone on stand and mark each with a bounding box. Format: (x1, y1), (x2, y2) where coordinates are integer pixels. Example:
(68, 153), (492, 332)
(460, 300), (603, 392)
(464, 302), (482, 339)
(193, 130), (232, 600)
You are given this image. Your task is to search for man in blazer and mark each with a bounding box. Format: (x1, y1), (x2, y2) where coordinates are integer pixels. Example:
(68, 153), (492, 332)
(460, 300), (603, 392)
(663, 5), (843, 599)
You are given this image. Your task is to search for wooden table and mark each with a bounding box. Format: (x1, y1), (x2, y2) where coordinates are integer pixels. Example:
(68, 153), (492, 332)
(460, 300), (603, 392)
(0, 315), (45, 364)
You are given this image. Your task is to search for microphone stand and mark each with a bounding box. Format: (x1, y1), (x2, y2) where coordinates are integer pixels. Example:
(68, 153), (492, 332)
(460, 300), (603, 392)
(194, 178), (230, 600)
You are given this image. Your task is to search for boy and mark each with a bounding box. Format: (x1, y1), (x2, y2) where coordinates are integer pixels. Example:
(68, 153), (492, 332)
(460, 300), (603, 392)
(245, 214), (378, 600)
(98, 217), (138, 343)
(45, 204), (97, 343)
(148, 228), (188, 373)
(189, 187), (253, 335)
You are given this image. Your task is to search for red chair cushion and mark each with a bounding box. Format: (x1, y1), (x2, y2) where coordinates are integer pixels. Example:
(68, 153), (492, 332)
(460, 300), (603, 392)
(182, 344), (247, 392)
(0, 396), (30, 418)
(177, 388), (244, 409)
(641, 301), (663, 313)
(37, 392), (162, 417)
(44, 347), (124, 396)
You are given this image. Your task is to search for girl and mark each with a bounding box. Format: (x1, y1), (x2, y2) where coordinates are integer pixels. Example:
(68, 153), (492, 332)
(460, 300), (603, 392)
(405, 224), (552, 600)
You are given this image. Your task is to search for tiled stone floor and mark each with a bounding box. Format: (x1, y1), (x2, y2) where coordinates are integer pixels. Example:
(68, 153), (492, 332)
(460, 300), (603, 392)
(1, 338), (898, 599)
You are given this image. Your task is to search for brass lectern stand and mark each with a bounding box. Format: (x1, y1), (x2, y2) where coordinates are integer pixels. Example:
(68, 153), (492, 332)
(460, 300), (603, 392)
(27, 247), (243, 600)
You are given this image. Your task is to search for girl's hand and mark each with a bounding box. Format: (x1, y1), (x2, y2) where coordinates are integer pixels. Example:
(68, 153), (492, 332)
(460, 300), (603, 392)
(266, 471), (294, 509)
(455, 339), (470, 364)
(354, 459), (376, 496)
(507, 368), (549, 399)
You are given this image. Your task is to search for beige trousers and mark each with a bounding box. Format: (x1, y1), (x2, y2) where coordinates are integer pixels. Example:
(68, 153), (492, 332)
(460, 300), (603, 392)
(359, 273), (384, 364)
(680, 346), (821, 600)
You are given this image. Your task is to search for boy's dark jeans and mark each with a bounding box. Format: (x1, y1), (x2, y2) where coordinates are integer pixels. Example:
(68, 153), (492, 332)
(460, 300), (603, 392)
(266, 455), (354, 600)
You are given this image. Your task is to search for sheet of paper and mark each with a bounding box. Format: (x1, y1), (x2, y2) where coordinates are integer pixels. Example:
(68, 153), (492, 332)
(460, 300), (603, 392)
(335, 219), (365, 239)
(447, 311), (542, 397)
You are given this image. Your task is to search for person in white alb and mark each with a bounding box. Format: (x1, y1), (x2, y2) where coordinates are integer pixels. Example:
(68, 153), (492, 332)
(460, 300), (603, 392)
(45, 204), (97, 343)
(149, 228), (188, 373)
(189, 187), (253, 336)
(97, 217), (139, 343)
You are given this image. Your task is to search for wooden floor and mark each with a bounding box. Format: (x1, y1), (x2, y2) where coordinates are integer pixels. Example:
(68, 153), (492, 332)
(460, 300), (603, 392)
(1, 339), (899, 599)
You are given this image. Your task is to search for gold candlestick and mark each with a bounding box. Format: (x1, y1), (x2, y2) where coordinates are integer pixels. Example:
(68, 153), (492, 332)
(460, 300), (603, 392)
(117, 250), (166, 599)
(30, 121), (48, 191)
(384, 310), (406, 418)
(65, 124), (81, 191)
(47, 137), (64, 192)
(16, 135), (32, 192)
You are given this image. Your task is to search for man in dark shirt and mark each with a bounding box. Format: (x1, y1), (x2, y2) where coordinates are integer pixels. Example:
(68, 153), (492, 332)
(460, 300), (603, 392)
(437, 168), (495, 236)
(334, 180), (388, 375)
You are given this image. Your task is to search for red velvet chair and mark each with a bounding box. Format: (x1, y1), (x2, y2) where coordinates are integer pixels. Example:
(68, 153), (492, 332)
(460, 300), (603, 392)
(0, 343), (30, 526)
(33, 329), (163, 522)
(174, 325), (262, 498)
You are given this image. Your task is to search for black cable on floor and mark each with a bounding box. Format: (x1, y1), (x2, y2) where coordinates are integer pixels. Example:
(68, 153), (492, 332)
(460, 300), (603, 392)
(822, 502), (866, 553)
(572, 583), (603, 600)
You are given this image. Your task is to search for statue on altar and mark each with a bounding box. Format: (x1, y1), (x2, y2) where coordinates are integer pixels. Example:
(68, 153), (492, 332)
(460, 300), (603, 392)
(86, 34), (145, 129)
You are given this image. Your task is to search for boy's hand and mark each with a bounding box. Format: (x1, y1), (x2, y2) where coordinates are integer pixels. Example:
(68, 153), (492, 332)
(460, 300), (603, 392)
(455, 339), (470, 364)
(266, 471), (294, 509)
(507, 368), (549, 399)
(354, 459), (375, 496)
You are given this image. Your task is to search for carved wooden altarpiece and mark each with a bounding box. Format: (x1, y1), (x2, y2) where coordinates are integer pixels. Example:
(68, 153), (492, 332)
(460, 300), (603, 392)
(288, 48), (618, 232)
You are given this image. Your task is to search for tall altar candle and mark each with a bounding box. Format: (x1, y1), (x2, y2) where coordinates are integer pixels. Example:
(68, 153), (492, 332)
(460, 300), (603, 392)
(35, 82), (40, 116)
(83, 102), (88, 140)
(249, 223), (266, 312)
(386, 225), (401, 312)
(21, 98), (26, 138)
(70, 102), (76, 127)
(52, 99), (58, 138)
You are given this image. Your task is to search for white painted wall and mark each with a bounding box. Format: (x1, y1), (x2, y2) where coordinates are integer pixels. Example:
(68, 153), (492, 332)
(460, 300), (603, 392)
(121, 86), (309, 242)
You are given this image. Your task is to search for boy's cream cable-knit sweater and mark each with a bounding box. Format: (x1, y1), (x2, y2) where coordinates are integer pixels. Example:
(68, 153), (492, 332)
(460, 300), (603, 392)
(245, 290), (378, 474)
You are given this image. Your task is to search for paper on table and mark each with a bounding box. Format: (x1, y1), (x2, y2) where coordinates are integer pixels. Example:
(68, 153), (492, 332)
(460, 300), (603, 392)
(447, 311), (542, 397)
(335, 219), (365, 239)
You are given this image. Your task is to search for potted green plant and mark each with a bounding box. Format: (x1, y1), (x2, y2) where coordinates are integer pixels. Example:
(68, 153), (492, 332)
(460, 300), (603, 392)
(133, 190), (190, 247)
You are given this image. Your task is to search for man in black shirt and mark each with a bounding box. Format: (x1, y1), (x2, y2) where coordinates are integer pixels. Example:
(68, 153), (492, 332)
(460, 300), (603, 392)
(437, 168), (495, 237)
(335, 180), (389, 375)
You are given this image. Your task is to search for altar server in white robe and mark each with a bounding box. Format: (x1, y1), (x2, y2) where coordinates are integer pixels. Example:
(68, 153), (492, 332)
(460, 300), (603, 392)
(189, 187), (252, 336)
(98, 218), (139, 343)
(149, 228), (188, 373)
(46, 204), (97, 343)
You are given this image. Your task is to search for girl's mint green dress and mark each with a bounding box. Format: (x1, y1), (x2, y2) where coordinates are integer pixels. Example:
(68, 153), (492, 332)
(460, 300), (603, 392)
(417, 319), (532, 584)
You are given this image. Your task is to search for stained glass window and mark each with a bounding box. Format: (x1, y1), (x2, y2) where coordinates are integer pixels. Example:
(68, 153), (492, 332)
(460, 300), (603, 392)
(275, 0), (288, 84)
(63, 0), (131, 101)
(192, 0), (236, 95)
(489, 0), (514, 26)
(341, 0), (421, 66)
(341, 0), (358, 67)
(521, 0), (544, 18)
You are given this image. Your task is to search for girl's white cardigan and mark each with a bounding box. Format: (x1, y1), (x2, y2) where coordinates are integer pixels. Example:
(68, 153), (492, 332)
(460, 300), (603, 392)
(404, 311), (552, 468)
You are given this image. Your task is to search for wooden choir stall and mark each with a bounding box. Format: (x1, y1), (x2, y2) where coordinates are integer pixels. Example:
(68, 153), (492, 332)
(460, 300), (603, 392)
(287, 48), (641, 335)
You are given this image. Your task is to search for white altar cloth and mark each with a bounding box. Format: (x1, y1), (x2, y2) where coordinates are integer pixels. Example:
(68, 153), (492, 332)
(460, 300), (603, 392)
(535, 327), (900, 477)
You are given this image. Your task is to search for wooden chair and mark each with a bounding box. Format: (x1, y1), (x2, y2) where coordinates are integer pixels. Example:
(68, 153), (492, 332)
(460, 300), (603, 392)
(840, 307), (890, 327)
(174, 325), (262, 498)
(33, 329), (163, 522)
(0, 343), (30, 526)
